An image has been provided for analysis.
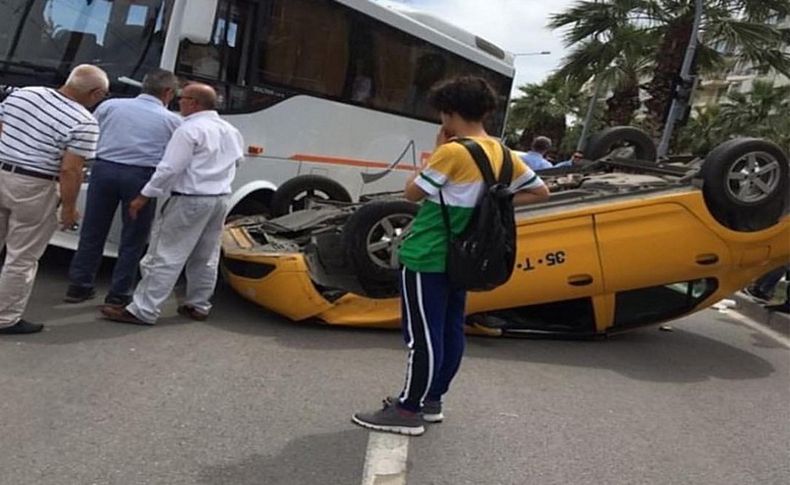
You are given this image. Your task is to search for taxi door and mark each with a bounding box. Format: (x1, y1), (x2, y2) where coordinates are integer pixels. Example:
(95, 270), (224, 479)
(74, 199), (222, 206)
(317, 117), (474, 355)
(467, 214), (605, 333)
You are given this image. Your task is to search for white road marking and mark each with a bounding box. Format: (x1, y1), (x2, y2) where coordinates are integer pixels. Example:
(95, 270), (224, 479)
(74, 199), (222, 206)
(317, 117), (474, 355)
(726, 310), (790, 349)
(361, 432), (410, 485)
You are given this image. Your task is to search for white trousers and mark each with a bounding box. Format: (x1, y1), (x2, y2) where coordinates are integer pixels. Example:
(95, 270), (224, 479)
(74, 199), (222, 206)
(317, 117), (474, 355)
(127, 195), (230, 324)
(0, 171), (59, 327)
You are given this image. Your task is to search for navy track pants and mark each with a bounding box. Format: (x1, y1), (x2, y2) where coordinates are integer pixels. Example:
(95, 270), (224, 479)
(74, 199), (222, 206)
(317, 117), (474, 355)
(398, 267), (467, 412)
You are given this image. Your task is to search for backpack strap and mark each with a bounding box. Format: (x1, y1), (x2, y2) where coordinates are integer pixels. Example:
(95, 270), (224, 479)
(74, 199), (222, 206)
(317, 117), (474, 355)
(454, 138), (496, 187)
(499, 142), (513, 186)
(439, 139), (513, 242)
(454, 138), (514, 187)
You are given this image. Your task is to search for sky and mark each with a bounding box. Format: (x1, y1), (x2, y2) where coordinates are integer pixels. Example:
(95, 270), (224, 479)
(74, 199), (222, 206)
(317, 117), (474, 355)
(381, 0), (578, 96)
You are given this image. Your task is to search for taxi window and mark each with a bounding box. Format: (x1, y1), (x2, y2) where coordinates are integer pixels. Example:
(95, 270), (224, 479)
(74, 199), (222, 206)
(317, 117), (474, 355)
(613, 278), (718, 328)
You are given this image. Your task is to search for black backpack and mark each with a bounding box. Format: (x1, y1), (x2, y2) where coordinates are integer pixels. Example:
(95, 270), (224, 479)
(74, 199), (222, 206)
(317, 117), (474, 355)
(438, 139), (517, 291)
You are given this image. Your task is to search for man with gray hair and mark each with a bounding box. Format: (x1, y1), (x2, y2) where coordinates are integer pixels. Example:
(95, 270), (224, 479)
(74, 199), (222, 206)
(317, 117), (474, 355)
(520, 136), (554, 171)
(65, 69), (182, 307)
(0, 64), (107, 334)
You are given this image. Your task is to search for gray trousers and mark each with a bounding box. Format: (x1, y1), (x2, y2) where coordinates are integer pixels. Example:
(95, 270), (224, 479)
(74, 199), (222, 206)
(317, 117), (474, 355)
(127, 195), (230, 324)
(0, 171), (59, 327)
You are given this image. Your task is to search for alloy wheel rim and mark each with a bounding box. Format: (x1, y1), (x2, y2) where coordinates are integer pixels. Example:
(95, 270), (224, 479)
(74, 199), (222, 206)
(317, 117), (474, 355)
(366, 213), (414, 269)
(726, 151), (782, 203)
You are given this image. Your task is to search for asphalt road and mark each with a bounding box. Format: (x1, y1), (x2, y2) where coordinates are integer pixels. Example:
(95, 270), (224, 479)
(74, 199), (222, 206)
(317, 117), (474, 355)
(1, 249), (788, 485)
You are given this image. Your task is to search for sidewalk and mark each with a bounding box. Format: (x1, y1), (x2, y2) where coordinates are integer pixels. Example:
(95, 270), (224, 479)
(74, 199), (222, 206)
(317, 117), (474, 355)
(730, 290), (790, 338)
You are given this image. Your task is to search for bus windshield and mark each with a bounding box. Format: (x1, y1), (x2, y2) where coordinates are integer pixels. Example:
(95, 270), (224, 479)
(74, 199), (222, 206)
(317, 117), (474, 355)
(0, 0), (172, 87)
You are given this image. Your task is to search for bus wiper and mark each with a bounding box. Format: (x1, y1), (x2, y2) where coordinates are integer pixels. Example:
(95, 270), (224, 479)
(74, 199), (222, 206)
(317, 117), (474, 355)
(117, 76), (143, 89)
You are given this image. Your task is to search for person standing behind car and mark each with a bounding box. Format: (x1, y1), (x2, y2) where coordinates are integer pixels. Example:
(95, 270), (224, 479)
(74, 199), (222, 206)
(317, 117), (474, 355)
(352, 76), (550, 436)
(100, 83), (244, 325)
(65, 69), (182, 307)
(0, 64), (107, 334)
(520, 136), (553, 171)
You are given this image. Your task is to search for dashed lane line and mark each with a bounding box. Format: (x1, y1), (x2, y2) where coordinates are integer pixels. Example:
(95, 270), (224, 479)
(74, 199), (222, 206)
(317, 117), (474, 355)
(361, 432), (410, 485)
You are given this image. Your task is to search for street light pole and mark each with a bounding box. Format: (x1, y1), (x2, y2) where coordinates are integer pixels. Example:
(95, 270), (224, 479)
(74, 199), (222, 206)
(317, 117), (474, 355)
(577, 76), (604, 152)
(656, 0), (704, 158)
(513, 51), (552, 57)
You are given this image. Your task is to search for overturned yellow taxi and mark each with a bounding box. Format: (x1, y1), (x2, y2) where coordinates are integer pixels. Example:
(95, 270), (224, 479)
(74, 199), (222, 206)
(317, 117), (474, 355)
(222, 135), (789, 337)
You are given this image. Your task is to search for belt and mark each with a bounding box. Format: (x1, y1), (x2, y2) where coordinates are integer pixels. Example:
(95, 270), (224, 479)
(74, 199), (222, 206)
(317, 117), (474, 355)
(171, 191), (229, 197)
(0, 162), (59, 181)
(95, 158), (156, 170)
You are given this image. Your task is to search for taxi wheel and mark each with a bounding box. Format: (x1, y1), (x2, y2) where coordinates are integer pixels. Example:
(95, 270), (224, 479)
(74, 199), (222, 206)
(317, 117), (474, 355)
(270, 175), (352, 217)
(343, 200), (418, 295)
(701, 138), (789, 232)
(585, 126), (657, 162)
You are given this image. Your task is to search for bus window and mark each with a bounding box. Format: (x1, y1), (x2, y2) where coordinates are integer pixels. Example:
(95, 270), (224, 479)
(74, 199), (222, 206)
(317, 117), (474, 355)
(1, 0), (171, 84)
(177, 0), (252, 85)
(255, 0), (349, 97)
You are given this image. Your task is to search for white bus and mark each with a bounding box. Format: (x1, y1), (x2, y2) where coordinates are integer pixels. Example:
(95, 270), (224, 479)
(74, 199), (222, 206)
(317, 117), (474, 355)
(0, 0), (515, 254)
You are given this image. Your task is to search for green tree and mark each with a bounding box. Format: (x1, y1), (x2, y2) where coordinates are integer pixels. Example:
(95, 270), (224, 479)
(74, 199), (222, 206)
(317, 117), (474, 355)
(504, 76), (582, 151)
(676, 81), (790, 154)
(551, 24), (657, 125)
(549, 0), (790, 134)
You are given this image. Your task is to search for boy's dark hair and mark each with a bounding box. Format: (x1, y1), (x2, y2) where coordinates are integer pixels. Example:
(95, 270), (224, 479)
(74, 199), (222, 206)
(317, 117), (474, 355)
(429, 76), (498, 121)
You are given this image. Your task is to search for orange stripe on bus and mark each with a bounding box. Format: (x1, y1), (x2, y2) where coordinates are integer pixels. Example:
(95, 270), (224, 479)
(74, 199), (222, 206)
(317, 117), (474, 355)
(289, 152), (433, 171)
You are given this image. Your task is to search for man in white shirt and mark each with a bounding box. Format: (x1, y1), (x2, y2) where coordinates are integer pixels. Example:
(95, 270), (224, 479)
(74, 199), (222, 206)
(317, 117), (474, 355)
(101, 83), (244, 325)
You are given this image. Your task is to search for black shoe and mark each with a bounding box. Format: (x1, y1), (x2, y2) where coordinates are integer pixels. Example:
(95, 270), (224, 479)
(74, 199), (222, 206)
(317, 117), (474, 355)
(352, 398), (425, 436)
(64, 285), (96, 303)
(384, 396), (444, 423)
(0, 319), (44, 334)
(104, 294), (132, 307)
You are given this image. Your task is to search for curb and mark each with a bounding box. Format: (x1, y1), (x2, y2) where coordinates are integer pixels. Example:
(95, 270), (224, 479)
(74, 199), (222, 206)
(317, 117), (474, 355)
(729, 291), (790, 338)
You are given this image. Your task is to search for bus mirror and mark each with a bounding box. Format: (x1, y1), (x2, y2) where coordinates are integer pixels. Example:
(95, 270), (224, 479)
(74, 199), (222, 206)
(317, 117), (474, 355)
(179, 0), (219, 44)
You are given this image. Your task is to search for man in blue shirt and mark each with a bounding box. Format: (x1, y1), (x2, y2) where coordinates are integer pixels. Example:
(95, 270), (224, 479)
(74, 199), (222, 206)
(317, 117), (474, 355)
(554, 150), (585, 169)
(520, 136), (553, 171)
(65, 69), (182, 306)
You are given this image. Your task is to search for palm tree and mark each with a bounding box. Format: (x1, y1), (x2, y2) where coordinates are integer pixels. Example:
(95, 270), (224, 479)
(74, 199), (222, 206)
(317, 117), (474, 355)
(550, 0), (790, 135)
(676, 81), (790, 154)
(717, 80), (790, 149)
(505, 76), (582, 151)
(552, 24), (657, 126)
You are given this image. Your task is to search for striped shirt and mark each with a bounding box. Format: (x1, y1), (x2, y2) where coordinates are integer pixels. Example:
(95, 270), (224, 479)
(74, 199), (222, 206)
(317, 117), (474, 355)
(0, 86), (99, 176)
(399, 137), (545, 273)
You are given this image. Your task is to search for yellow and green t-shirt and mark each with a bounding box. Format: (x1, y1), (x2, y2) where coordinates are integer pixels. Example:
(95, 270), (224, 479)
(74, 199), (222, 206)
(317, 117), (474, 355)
(399, 137), (545, 273)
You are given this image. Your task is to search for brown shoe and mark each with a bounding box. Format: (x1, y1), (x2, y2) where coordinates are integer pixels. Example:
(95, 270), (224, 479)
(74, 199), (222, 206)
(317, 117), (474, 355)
(100, 305), (152, 326)
(177, 305), (208, 321)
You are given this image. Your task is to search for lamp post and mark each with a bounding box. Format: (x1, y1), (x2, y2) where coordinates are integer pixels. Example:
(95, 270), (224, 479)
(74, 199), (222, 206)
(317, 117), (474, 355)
(656, 0), (704, 158)
(513, 51), (552, 57)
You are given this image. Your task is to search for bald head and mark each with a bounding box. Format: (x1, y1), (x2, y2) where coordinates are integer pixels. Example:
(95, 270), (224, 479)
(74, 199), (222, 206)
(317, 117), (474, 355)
(65, 64), (109, 94)
(184, 83), (217, 109)
(178, 82), (218, 116)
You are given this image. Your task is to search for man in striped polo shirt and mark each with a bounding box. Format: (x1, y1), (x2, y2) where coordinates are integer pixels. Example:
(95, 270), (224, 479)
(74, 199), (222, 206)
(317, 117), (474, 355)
(353, 76), (550, 435)
(0, 64), (108, 334)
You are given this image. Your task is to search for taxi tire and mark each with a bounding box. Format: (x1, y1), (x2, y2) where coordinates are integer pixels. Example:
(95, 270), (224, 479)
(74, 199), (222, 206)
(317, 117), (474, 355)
(701, 138), (789, 232)
(585, 126), (658, 162)
(342, 200), (419, 297)
(270, 175), (352, 217)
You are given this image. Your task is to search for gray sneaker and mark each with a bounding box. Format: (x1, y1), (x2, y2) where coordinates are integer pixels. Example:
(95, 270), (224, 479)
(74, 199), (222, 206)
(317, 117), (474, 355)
(384, 396), (444, 423)
(352, 399), (425, 436)
(422, 400), (444, 423)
